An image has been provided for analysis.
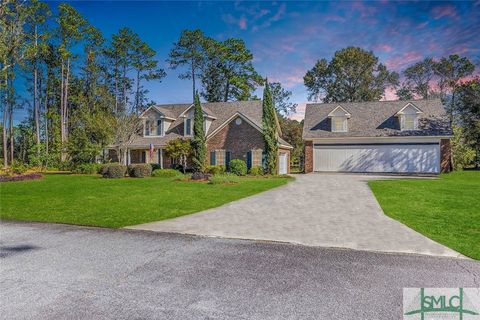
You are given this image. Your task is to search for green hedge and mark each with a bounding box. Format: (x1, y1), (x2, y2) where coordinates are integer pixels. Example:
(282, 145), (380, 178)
(72, 163), (102, 174)
(101, 164), (127, 178)
(205, 165), (226, 175)
(152, 168), (182, 178)
(127, 164), (152, 178)
(228, 159), (247, 176)
(248, 166), (264, 176)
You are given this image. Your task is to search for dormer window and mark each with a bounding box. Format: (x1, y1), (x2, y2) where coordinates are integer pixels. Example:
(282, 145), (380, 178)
(332, 116), (347, 132)
(328, 106), (351, 133)
(184, 118), (192, 136)
(145, 120), (152, 136)
(396, 103), (423, 131)
(156, 119), (163, 136)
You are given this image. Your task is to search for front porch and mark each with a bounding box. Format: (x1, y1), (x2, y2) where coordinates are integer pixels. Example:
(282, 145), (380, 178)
(106, 148), (172, 168)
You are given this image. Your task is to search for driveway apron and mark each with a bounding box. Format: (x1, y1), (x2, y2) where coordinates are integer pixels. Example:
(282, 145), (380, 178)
(126, 174), (462, 258)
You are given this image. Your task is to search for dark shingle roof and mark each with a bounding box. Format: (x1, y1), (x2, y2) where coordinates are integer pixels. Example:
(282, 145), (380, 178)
(302, 99), (452, 139)
(127, 101), (292, 148)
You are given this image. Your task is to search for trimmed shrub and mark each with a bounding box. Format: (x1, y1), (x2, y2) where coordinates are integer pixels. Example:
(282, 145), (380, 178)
(72, 163), (101, 174)
(248, 166), (264, 176)
(151, 163), (162, 171)
(101, 164), (126, 178)
(152, 168), (182, 178)
(228, 159), (247, 176)
(127, 164), (152, 178)
(0, 173), (43, 182)
(208, 173), (240, 185)
(205, 165), (226, 175)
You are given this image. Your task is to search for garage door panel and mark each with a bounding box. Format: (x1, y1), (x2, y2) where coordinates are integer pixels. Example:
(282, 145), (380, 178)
(314, 144), (439, 173)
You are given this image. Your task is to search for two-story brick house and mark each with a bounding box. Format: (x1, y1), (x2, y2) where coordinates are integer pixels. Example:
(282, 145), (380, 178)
(107, 101), (292, 174)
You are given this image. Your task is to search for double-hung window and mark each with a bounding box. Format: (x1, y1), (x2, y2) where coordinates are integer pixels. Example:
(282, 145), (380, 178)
(156, 119), (163, 136)
(185, 118), (192, 136)
(145, 120), (151, 136)
(402, 114), (416, 130)
(332, 117), (347, 132)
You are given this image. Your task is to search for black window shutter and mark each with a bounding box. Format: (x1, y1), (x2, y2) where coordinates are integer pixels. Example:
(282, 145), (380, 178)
(210, 151), (216, 165)
(247, 151), (252, 169)
(226, 151), (231, 168)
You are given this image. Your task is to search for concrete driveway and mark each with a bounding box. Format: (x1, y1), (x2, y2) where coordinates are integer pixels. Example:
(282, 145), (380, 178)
(127, 174), (462, 258)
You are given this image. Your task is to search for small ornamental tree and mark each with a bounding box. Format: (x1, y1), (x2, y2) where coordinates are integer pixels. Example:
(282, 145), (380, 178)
(191, 92), (206, 172)
(262, 80), (278, 174)
(164, 138), (191, 173)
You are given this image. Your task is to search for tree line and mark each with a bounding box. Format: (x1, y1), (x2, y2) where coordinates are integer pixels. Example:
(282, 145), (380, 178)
(1, 1), (477, 171)
(1, 0), (290, 170)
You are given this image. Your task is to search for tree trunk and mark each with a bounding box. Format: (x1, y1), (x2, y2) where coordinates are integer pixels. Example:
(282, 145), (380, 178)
(191, 59), (195, 101)
(64, 58), (70, 139)
(224, 79), (230, 102)
(135, 69), (140, 113)
(9, 100), (13, 163)
(44, 92), (48, 167)
(60, 58), (65, 160)
(3, 71), (8, 168)
(34, 26), (40, 149)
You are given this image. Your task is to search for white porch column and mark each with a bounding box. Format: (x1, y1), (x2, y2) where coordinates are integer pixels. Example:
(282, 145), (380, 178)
(127, 149), (131, 165)
(159, 148), (163, 169)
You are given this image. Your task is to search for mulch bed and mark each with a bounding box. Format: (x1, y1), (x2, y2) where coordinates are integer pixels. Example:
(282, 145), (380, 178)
(0, 173), (43, 183)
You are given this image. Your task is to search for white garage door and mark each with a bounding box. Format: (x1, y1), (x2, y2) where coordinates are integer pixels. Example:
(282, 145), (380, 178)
(313, 143), (440, 173)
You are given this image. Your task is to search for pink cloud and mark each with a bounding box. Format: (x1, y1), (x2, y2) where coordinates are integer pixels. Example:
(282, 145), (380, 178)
(375, 44), (393, 52)
(432, 5), (458, 20)
(239, 16), (247, 30)
(385, 51), (423, 70)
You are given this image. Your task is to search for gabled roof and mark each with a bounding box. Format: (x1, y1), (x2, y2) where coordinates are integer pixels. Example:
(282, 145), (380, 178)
(395, 102), (424, 116)
(127, 100), (292, 148)
(303, 99), (451, 139)
(327, 106), (351, 118)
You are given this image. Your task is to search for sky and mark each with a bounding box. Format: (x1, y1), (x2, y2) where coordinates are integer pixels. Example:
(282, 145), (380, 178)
(31, 0), (480, 121)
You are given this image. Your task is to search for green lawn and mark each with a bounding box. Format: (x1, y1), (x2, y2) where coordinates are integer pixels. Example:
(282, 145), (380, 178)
(0, 174), (290, 228)
(369, 171), (480, 260)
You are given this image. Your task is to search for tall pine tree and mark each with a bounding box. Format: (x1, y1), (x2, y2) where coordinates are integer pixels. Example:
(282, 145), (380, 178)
(262, 80), (278, 175)
(191, 92), (206, 172)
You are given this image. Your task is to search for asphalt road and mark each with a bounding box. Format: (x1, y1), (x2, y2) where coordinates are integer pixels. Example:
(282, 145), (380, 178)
(1, 221), (479, 320)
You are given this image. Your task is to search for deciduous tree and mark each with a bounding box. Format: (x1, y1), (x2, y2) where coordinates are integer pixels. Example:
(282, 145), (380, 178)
(304, 47), (398, 102)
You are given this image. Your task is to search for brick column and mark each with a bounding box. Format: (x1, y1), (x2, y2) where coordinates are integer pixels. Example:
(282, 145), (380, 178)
(304, 140), (313, 173)
(440, 139), (452, 173)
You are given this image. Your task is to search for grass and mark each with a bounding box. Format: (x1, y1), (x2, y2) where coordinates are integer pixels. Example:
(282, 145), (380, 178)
(369, 171), (480, 260)
(0, 173), (290, 228)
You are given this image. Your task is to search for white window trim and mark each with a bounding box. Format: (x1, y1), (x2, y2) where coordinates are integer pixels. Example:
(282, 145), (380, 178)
(184, 117), (193, 137)
(331, 116), (348, 133)
(144, 118), (165, 137)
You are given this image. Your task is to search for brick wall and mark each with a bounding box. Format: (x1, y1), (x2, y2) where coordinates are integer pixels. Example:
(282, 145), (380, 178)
(206, 117), (264, 164)
(304, 140), (313, 173)
(440, 139), (452, 173)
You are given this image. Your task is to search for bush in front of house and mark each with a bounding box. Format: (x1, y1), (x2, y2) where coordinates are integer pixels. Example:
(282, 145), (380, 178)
(101, 164), (127, 178)
(152, 168), (182, 178)
(151, 163), (162, 171)
(127, 164), (152, 178)
(248, 166), (264, 176)
(208, 173), (240, 185)
(228, 159), (247, 176)
(72, 163), (102, 174)
(205, 165), (225, 175)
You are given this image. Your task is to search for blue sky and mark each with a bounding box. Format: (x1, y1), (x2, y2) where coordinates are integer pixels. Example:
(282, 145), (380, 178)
(31, 1), (480, 121)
